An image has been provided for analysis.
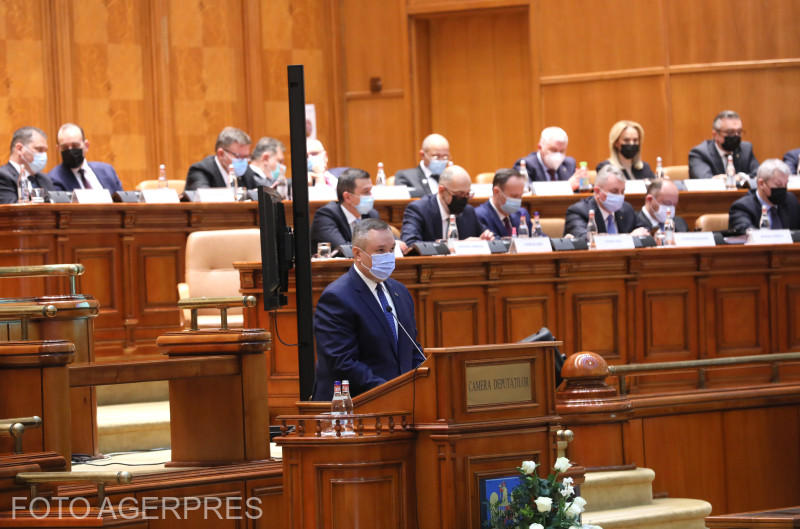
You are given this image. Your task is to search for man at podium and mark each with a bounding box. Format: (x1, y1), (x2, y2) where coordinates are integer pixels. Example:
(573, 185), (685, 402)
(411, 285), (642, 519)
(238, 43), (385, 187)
(312, 219), (425, 400)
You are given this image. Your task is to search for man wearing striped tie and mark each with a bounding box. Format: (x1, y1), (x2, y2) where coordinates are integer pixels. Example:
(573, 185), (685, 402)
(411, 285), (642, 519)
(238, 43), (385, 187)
(312, 218), (425, 400)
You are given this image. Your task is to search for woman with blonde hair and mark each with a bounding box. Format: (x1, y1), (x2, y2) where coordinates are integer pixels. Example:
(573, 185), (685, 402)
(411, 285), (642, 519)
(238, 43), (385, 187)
(596, 120), (655, 180)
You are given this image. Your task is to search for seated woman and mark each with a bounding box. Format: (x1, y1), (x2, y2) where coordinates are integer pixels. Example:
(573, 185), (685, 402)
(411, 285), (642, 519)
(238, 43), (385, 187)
(596, 120), (655, 180)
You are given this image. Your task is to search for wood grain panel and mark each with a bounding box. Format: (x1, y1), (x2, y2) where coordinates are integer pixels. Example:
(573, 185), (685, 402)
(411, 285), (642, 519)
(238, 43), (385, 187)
(344, 98), (414, 180)
(536, 0), (665, 77)
(422, 8), (532, 175)
(713, 286), (765, 356)
(318, 463), (405, 529)
(785, 285), (800, 351)
(572, 291), (622, 361)
(433, 298), (480, 347)
(140, 248), (181, 307)
(643, 289), (693, 359)
(541, 76), (669, 168)
(502, 296), (549, 343)
(74, 247), (118, 312)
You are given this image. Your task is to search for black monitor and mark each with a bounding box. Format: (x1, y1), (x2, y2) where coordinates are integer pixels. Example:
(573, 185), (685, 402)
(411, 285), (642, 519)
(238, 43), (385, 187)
(257, 186), (293, 310)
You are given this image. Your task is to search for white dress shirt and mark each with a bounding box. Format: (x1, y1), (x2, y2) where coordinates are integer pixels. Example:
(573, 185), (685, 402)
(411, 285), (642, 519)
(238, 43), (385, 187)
(353, 264), (397, 336)
(71, 161), (103, 189)
(340, 204), (360, 235)
(214, 156), (232, 187)
(419, 161), (439, 195)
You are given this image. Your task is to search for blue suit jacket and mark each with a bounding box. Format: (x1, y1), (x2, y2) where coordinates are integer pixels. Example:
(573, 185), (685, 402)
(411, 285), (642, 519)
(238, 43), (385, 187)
(48, 161), (123, 192)
(513, 152), (576, 182)
(310, 201), (380, 251)
(401, 193), (484, 244)
(312, 267), (425, 400)
(474, 200), (532, 237)
(783, 148), (800, 175)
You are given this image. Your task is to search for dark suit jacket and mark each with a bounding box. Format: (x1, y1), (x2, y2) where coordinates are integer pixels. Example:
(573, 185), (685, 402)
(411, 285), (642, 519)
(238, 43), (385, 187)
(394, 166), (437, 198)
(513, 152), (576, 182)
(48, 161), (123, 192)
(596, 159), (655, 180)
(310, 201), (380, 251)
(564, 196), (648, 239)
(312, 267), (425, 400)
(635, 209), (690, 233)
(689, 139), (759, 179)
(783, 148), (800, 175)
(474, 200), (533, 237)
(0, 162), (56, 204)
(184, 155), (259, 191)
(728, 190), (800, 233)
(401, 194), (484, 244)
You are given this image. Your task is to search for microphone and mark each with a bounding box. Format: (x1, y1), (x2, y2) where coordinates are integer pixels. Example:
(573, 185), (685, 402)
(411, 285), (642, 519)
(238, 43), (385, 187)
(386, 305), (427, 360)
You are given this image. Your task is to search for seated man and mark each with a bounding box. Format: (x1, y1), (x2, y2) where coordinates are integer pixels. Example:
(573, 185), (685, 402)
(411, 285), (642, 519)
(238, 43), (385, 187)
(307, 138), (338, 188)
(688, 110), (759, 183)
(249, 136), (286, 193)
(729, 158), (800, 232)
(564, 164), (649, 239)
(394, 133), (450, 198)
(783, 147), (800, 175)
(310, 168), (379, 252)
(312, 218), (425, 400)
(637, 179), (689, 232)
(0, 126), (55, 204)
(513, 126), (577, 185)
(401, 165), (494, 245)
(185, 127), (259, 190)
(475, 168), (533, 237)
(47, 123), (123, 193)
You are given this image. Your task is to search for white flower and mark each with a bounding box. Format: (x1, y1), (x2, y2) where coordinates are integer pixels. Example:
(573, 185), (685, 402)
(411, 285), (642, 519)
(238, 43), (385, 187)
(521, 460), (538, 475)
(560, 476), (575, 497)
(554, 457), (572, 473)
(566, 496), (587, 517)
(573, 496), (587, 509)
(529, 524), (544, 529)
(534, 496), (552, 512)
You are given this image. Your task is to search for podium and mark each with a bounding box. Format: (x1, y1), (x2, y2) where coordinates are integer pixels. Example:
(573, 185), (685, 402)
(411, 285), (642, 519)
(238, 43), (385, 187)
(276, 341), (563, 529)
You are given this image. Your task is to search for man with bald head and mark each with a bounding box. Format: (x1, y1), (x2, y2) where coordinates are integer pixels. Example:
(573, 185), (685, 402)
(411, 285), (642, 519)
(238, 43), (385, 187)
(47, 123), (123, 192)
(394, 133), (451, 197)
(637, 179), (689, 232)
(401, 164), (493, 245)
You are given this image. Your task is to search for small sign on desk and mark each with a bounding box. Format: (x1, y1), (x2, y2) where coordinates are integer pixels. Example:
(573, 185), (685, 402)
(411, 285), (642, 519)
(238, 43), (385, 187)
(307, 185), (337, 202)
(746, 229), (794, 245)
(674, 231), (717, 247)
(141, 188), (180, 204)
(593, 234), (635, 250)
(532, 180), (573, 196)
(72, 189), (113, 204)
(624, 180), (647, 194)
(449, 240), (491, 255)
(195, 187), (236, 202)
(510, 237), (552, 254)
(683, 179), (726, 191)
(371, 185), (411, 200)
(465, 362), (532, 406)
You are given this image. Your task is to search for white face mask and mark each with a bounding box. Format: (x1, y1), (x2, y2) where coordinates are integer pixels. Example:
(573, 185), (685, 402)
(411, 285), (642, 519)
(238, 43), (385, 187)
(653, 202), (676, 224)
(543, 152), (565, 170)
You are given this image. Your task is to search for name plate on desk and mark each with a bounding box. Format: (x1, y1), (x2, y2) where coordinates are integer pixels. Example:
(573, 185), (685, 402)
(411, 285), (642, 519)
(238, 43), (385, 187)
(450, 240), (491, 255)
(307, 185), (337, 202)
(470, 184), (493, 198)
(510, 237), (552, 254)
(593, 234), (635, 250)
(371, 185), (410, 200)
(789, 176), (800, 190)
(624, 180), (647, 194)
(72, 188), (113, 204)
(683, 179), (726, 191)
(674, 231), (717, 247)
(466, 362), (532, 406)
(746, 229), (794, 245)
(532, 180), (573, 196)
(196, 187), (235, 202)
(141, 188), (180, 203)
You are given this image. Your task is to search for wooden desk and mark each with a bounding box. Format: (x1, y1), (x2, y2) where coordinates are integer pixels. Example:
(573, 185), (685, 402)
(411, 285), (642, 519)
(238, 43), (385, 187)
(706, 506), (800, 528)
(237, 243), (800, 419)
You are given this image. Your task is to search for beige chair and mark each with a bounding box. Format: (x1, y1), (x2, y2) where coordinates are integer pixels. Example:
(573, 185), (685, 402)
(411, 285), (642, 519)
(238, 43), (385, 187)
(539, 218), (565, 238)
(587, 170), (597, 185)
(476, 172), (494, 184)
(177, 229), (262, 328)
(694, 213), (729, 232)
(137, 179), (186, 193)
(387, 175), (395, 186)
(664, 165), (689, 180)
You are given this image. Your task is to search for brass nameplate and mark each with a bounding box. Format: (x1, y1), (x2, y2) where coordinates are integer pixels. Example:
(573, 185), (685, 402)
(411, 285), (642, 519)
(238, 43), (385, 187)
(465, 362), (532, 406)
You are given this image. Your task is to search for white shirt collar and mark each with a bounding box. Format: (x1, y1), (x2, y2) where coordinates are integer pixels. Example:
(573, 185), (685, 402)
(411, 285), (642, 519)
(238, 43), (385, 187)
(353, 262), (380, 290)
(70, 160), (103, 189)
(340, 203), (360, 227)
(419, 161), (438, 194)
(214, 155), (231, 187)
(249, 163), (267, 180)
(9, 159), (24, 178)
(714, 140), (731, 162)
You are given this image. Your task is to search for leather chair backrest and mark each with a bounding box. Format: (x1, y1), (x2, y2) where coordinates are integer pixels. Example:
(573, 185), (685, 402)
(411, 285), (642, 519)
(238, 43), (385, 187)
(694, 213), (729, 232)
(539, 218), (565, 238)
(136, 179), (187, 193)
(664, 165), (689, 180)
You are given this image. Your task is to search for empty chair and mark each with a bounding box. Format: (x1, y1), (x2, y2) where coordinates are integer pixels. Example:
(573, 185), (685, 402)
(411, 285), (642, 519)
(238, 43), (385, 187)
(136, 179), (186, 193)
(178, 229), (261, 328)
(538, 218), (565, 238)
(476, 172), (494, 184)
(663, 165), (689, 180)
(694, 213), (729, 232)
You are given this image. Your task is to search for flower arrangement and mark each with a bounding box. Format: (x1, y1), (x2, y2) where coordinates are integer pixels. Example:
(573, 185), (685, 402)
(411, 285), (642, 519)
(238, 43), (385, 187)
(485, 457), (600, 529)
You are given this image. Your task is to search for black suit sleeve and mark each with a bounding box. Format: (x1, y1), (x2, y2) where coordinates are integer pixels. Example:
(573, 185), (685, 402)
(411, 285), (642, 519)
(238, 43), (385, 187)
(728, 197), (757, 232)
(0, 174), (18, 204)
(401, 202), (428, 245)
(394, 169), (425, 198)
(564, 202), (589, 239)
(688, 145), (715, 180)
(310, 205), (349, 251)
(185, 166), (212, 190)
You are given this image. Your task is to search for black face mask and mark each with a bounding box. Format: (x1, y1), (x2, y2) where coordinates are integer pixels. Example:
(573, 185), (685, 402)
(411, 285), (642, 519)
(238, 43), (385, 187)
(448, 195), (469, 215)
(768, 187), (787, 206)
(619, 144), (639, 160)
(721, 135), (741, 152)
(61, 147), (84, 169)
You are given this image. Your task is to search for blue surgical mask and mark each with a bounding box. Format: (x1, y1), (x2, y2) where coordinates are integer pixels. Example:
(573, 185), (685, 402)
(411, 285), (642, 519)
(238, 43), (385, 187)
(355, 195), (374, 215)
(428, 159), (447, 175)
(308, 154), (323, 172)
(501, 196), (522, 215)
(356, 248), (395, 281)
(271, 165), (282, 180)
(26, 147), (47, 174)
(653, 203), (675, 224)
(231, 157), (248, 177)
(601, 191), (624, 213)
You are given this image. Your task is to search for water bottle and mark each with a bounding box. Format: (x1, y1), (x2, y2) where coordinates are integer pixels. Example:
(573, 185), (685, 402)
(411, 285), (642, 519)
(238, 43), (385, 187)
(375, 162), (386, 186)
(19, 176), (31, 203)
(331, 380), (346, 434)
(663, 209), (675, 245)
(519, 159), (531, 194)
(341, 379), (354, 434)
(655, 228), (666, 247)
(578, 161), (592, 191)
(158, 164), (168, 188)
(726, 154), (736, 190)
(656, 156), (665, 179)
(532, 211), (544, 237)
(447, 214), (459, 243)
(587, 209), (598, 248)
(517, 213), (530, 238)
(228, 165), (242, 201)
(759, 205), (770, 229)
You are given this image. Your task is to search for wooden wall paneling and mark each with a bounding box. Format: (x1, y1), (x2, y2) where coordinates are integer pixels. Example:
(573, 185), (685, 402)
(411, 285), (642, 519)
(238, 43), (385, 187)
(406, 0), (528, 15)
(564, 280), (627, 362)
(133, 482), (245, 529)
(409, 16), (432, 151)
(703, 274), (769, 359)
(636, 279), (697, 362)
(242, 0), (265, 143)
(722, 405), (800, 512)
(145, 0), (174, 179)
(567, 423), (625, 468)
(249, 479), (287, 529)
(642, 412), (728, 514)
(497, 289), (554, 343)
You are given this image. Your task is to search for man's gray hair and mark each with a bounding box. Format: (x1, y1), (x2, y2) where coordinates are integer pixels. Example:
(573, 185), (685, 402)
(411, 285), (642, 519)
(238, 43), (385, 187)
(712, 110), (740, 131)
(756, 158), (790, 184)
(214, 127), (251, 150)
(539, 126), (568, 145)
(594, 163), (623, 189)
(9, 126), (46, 154)
(251, 137), (285, 160)
(352, 218), (392, 248)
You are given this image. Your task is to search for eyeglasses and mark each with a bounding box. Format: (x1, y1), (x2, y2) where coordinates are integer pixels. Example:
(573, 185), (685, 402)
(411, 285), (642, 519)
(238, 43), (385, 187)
(223, 148), (249, 161)
(444, 186), (472, 200)
(716, 129), (745, 137)
(426, 152), (450, 161)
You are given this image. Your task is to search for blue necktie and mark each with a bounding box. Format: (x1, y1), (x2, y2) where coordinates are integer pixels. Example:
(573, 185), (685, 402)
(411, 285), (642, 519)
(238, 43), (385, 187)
(376, 284), (398, 344)
(606, 214), (617, 234)
(770, 207), (783, 230)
